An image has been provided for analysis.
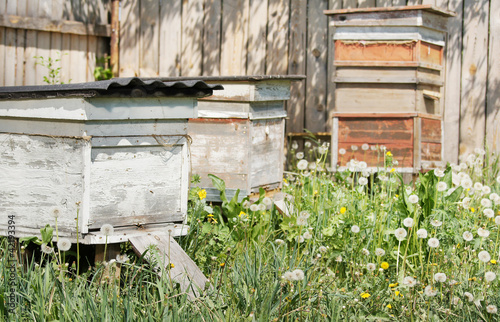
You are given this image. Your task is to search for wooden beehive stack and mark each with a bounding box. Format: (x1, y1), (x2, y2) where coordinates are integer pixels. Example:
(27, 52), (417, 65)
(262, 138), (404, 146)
(185, 76), (304, 202)
(325, 5), (455, 172)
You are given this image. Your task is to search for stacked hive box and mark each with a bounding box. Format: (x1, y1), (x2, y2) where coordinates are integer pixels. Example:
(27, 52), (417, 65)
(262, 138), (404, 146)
(185, 76), (304, 202)
(0, 78), (222, 243)
(325, 5), (454, 172)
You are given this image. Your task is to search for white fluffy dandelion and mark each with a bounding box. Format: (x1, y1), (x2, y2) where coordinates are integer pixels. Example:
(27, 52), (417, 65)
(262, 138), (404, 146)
(434, 169), (445, 178)
(358, 177), (368, 186)
(481, 198), (492, 208)
(204, 205), (214, 214)
(296, 152), (304, 159)
(484, 208), (495, 218)
(262, 197), (273, 206)
(49, 206), (62, 219)
(434, 272), (447, 283)
(403, 218), (414, 228)
(100, 224), (114, 236)
(486, 305), (498, 314)
(292, 269), (305, 281)
(41, 243), (54, 254)
(395, 228), (407, 241)
(299, 210), (310, 219)
(339, 148), (346, 155)
(258, 203), (266, 212)
(296, 217), (308, 226)
(430, 219), (443, 227)
(463, 231), (473, 241)
(496, 216), (500, 225)
(297, 159), (308, 170)
(351, 225), (360, 233)
(351, 145), (358, 151)
(482, 185), (491, 194)
(361, 143), (369, 151)
(275, 239), (285, 245)
(478, 250), (491, 263)
(478, 228), (490, 238)
(417, 229), (428, 239)
(375, 248), (385, 256)
(408, 195), (419, 204)
(57, 238), (72, 252)
(303, 231), (313, 240)
(116, 254), (129, 263)
(464, 292), (474, 302)
(437, 181), (448, 192)
(425, 285), (438, 297)
(366, 263), (376, 271)
(250, 204), (259, 212)
(361, 248), (370, 256)
(318, 246), (327, 253)
(335, 256), (343, 263)
(283, 271), (294, 281)
(428, 238), (440, 248)
(403, 276), (417, 287)
(485, 271), (496, 282)
(461, 178), (473, 189)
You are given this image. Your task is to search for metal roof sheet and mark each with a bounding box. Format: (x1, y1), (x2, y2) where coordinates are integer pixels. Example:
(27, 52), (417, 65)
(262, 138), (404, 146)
(0, 77), (224, 100)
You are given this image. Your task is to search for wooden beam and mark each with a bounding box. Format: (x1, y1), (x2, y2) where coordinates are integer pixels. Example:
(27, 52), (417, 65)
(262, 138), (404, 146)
(0, 14), (111, 37)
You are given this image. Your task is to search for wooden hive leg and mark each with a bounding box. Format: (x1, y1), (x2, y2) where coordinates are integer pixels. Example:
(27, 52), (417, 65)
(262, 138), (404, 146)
(95, 243), (122, 284)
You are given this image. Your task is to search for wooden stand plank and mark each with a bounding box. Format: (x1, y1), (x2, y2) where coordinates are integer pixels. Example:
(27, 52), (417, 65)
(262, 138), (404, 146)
(129, 234), (208, 298)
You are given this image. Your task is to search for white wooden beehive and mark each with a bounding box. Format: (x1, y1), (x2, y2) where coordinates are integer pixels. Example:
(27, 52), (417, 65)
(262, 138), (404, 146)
(0, 78), (222, 243)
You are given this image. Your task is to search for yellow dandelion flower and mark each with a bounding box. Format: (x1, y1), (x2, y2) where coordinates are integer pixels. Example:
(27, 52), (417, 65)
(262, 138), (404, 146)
(389, 283), (398, 288)
(390, 168), (396, 173)
(491, 260), (497, 264)
(239, 211), (246, 217)
(207, 214), (214, 217)
(395, 291), (400, 296)
(386, 151), (393, 157)
(360, 292), (371, 299)
(212, 218), (218, 224)
(387, 304), (392, 309)
(381, 262), (389, 270)
(470, 207), (475, 213)
(340, 207), (347, 214)
(198, 189), (207, 200)
(170, 263), (175, 268)
(220, 263), (225, 267)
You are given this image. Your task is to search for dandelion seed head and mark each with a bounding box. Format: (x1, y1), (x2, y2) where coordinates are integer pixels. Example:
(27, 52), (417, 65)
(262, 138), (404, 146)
(395, 228), (407, 241)
(303, 231), (312, 240)
(116, 254), (129, 263)
(403, 276), (416, 287)
(49, 206), (62, 219)
(434, 272), (447, 283)
(485, 271), (496, 282)
(483, 208), (494, 218)
(292, 269), (305, 281)
(425, 285), (437, 297)
(417, 229), (428, 239)
(57, 238), (72, 252)
(41, 243), (54, 254)
(463, 292), (474, 302)
(463, 231), (473, 241)
(408, 195), (419, 204)
(428, 238), (440, 248)
(495, 216), (500, 225)
(479, 251), (491, 263)
(478, 228), (490, 238)
(375, 248), (385, 256)
(437, 181), (448, 191)
(366, 263), (376, 271)
(403, 218), (414, 228)
(296, 152), (304, 159)
(430, 219), (443, 227)
(100, 224), (114, 236)
(297, 159), (308, 170)
(299, 210), (310, 219)
(434, 169), (445, 178)
(358, 177), (368, 186)
(361, 248), (370, 256)
(487, 305), (498, 314)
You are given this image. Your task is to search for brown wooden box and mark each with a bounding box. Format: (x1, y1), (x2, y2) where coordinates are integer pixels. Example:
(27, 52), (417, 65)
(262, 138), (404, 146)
(331, 113), (442, 173)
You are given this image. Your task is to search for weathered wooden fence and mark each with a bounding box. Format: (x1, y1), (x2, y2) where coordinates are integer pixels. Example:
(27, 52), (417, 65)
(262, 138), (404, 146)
(0, 0), (110, 85)
(0, 0), (498, 163)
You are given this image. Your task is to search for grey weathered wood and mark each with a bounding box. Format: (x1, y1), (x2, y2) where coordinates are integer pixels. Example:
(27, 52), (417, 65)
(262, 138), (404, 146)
(181, 0), (203, 76)
(247, 0), (267, 75)
(139, 0), (159, 76)
(119, 0), (139, 76)
(129, 234), (208, 298)
(0, 14), (111, 36)
(220, 0), (248, 75)
(0, 27), (4, 86)
(486, 0), (500, 153)
(202, 0), (221, 76)
(458, 0), (489, 160)
(159, 0), (181, 77)
(266, 0), (289, 74)
(306, 0), (328, 132)
(287, 0), (307, 134)
(4, 27), (15, 86)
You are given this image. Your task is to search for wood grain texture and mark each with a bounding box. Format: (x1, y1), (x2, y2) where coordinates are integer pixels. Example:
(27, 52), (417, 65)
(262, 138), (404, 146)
(139, 0), (159, 76)
(129, 234), (208, 298)
(305, 0), (328, 132)
(220, 0), (248, 75)
(459, 0), (489, 160)
(181, 0), (203, 76)
(159, 0), (181, 76)
(119, 0), (139, 76)
(202, 0), (221, 76)
(247, 0), (267, 75)
(0, 134), (86, 236)
(4, 27), (15, 86)
(327, 0), (341, 131)
(287, 0), (307, 133)
(486, 0), (500, 152)
(266, 0), (288, 74)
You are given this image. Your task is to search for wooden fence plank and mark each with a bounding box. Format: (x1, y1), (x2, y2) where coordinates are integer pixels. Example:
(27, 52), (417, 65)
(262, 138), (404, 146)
(266, 0), (288, 74)
(181, 0), (203, 76)
(326, 0), (341, 132)
(421, 0), (435, 5)
(406, 0), (421, 5)
(158, 0), (181, 76)
(15, 28), (24, 85)
(139, 0), (159, 76)
(342, 0), (357, 9)
(60, 33), (71, 83)
(23, 29), (36, 85)
(392, 0), (406, 5)
(202, 0), (221, 76)
(4, 0), (15, 85)
(375, 0), (392, 7)
(120, 0), (139, 76)
(87, 35), (97, 81)
(0, 27), (5, 86)
(459, 0), (489, 160)
(0, 0), (5, 14)
(435, 0), (448, 9)
(287, 0), (307, 134)
(358, 0), (376, 8)
(5, 0), (16, 14)
(305, 0), (328, 132)
(220, 0), (249, 75)
(247, 0), (267, 75)
(487, 0), (500, 152)
(442, 0), (462, 164)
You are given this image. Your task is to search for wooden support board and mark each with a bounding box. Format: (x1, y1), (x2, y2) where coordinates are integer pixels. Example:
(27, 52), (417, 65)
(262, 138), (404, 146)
(129, 234), (208, 298)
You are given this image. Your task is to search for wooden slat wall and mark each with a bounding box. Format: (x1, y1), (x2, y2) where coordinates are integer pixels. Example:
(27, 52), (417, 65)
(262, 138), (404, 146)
(0, 0), (110, 85)
(1, 0), (498, 160)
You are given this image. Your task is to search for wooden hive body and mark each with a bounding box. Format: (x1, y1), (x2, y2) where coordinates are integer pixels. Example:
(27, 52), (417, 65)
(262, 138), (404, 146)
(187, 76), (302, 202)
(0, 78), (219, 244)
(325, 6), (453, 172)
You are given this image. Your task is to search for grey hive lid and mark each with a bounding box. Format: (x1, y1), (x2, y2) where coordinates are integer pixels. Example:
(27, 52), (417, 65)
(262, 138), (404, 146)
(0, 77), (224, 100)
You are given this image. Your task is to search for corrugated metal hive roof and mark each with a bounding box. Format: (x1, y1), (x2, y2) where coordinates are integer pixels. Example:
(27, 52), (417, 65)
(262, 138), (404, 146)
(0, 77), (224, 100)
